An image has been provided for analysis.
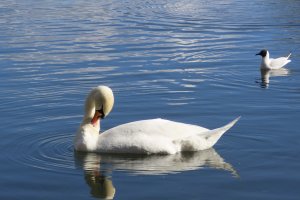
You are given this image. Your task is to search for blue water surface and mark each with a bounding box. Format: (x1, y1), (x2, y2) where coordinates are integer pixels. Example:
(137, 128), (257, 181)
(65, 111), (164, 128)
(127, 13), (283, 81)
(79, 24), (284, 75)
(1, 0), (300, 199)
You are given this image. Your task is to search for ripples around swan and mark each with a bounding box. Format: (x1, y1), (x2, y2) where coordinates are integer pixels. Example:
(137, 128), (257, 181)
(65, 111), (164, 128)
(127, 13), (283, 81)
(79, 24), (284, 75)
(10, 132), (75, 173)
(10, 129), (238, 175)
(9, 130), (238, 199)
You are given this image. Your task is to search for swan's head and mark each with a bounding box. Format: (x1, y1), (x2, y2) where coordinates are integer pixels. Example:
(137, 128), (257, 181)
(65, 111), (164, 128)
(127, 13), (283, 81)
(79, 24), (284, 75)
(85, 86), (114, 125)
(256, 49), (269, 58)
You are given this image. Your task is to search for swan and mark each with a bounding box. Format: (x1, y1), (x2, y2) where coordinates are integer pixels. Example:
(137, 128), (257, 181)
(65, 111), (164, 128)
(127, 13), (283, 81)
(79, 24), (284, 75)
(256, 49), (291, 70)
(74, 86), (240, 154)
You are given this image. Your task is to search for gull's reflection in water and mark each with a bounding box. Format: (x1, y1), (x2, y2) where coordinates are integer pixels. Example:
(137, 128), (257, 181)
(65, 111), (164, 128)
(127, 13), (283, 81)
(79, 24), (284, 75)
(74, 148), (238, 199)
(259, 68), (290, 88)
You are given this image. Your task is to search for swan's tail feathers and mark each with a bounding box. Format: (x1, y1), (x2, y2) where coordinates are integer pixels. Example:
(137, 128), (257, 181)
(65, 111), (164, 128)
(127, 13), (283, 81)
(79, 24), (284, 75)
(201, 116), (240, 149)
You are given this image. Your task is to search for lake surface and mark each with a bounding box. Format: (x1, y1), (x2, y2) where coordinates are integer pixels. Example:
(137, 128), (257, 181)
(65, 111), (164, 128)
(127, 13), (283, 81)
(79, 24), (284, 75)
(1, 0), (300, 199)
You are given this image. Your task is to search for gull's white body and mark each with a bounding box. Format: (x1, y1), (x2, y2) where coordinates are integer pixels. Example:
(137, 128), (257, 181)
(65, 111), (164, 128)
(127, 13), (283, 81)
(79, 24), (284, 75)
(74, 86), (240, 154)
(259, 50), (291, 70)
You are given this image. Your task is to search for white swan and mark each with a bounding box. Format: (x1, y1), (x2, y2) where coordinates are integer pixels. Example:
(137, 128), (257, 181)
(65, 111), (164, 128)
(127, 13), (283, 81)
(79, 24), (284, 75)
(256, 49), (291, 70)
(74, 86), (240, 154)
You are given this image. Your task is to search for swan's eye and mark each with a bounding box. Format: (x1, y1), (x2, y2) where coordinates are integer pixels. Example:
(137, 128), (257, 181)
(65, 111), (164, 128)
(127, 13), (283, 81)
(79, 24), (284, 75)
(97, 105), (105, 119)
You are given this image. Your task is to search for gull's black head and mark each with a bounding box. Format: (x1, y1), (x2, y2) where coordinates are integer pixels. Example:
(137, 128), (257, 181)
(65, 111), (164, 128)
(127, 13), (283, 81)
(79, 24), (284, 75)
(256, 49), (268, 57)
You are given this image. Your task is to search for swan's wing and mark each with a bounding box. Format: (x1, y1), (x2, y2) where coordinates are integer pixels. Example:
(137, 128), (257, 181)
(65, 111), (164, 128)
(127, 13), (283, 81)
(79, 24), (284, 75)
(101, 118), (208, 140)
(98, 119), (209, 154)
(270, 57), (291, 69)
(98, 118), (240, 154)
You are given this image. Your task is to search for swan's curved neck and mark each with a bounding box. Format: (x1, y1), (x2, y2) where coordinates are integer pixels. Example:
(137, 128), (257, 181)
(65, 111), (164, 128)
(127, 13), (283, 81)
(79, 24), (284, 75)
(81, 91), (100, 131)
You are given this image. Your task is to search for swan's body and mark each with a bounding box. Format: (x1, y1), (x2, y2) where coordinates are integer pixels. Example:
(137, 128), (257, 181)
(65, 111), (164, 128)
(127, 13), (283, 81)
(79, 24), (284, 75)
(74, 86), (240, 154)
(256, 49), (291, 70)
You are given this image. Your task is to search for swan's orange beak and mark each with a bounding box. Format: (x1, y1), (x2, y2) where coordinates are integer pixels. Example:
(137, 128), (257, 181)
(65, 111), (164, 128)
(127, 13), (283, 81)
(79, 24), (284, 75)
(91, 110), (101, 126)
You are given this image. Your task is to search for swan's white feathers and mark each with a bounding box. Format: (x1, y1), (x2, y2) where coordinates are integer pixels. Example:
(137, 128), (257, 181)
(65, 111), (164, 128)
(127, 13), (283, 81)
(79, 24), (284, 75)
(74, 124), (99, 152)
(83, 86), (114, 120)
(97, 118), (209, 154)
(74, 86), (240, 154)
(96, 86), (114, 117)
(96, 118), (239, 154)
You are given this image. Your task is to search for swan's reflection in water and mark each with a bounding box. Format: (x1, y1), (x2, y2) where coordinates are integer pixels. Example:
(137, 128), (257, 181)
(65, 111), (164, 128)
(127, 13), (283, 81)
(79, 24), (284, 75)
(260, 68), (290, 88)
(74, 148), (238, 199)
(83, 170), (115, 199)
(75, 153), (115, 199)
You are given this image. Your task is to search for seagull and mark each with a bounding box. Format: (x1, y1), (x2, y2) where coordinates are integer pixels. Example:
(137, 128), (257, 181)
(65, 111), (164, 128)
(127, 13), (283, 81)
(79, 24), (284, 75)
(256, 49), (291, 70)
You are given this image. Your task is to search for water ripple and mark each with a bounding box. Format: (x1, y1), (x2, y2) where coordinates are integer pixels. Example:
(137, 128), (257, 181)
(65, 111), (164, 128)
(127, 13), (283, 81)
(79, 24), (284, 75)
(10, 132), (76, 174)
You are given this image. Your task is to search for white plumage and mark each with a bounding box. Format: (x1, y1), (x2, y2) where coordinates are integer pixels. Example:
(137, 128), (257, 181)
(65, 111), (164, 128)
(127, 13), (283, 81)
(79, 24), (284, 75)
(74, 86), (240, 154)
(256, 49), (291, 70)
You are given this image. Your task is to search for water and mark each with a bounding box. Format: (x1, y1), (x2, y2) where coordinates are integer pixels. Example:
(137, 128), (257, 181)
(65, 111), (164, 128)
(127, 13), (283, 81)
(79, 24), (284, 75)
(1, 0), (300, 199)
